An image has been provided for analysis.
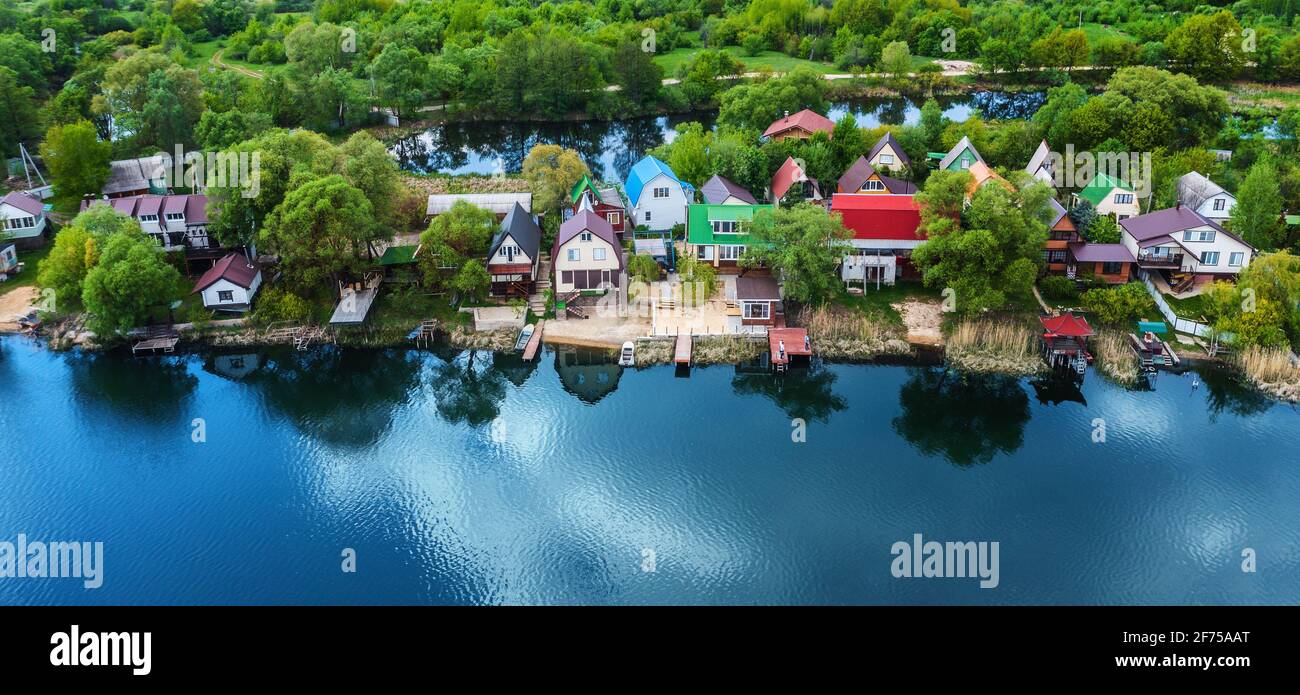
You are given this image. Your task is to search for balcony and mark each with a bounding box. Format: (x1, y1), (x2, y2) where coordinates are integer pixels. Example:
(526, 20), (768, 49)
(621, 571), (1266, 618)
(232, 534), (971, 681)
(1135, 251), (1184, 269)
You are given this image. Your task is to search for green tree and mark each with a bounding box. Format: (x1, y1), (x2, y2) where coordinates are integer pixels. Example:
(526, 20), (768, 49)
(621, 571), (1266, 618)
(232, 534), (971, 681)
(339, 131), (402, 229)
(1083, 214), (1120, 244)
(417, 200), (496, 291)
(36, 205), (138, 308)
(613, 41), (663, 107)
(1230, 159), (1284, 250)
(81, 229), (182, 336)
(717, 67), (828, 133)
(260, 174), (379, 290)
(1164, 10), (1246, 82)
(0, 66), (37, 158)
(650, 122), (712, 189)
(369, 43), (428, 119)
(40, 120), (111, 212)
(742, 203), (851, 305)
(678, 49), (745, 108)
(521, 144), (590, 217)
(880, 40), (912, 83)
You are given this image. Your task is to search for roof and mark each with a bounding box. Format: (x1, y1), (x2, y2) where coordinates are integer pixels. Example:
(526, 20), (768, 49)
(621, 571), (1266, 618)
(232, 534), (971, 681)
(686, 203), (774, 245)
(625, 156), (692, 207)
(771, 157), (817, 202)
(1, 191), (43, 216)
(596, 186), (623, 209)
(1078, 173), (1131, 206)
(489, 202), (542, 261)
(425, 193), (531, 217)
(570, 174), (600, 205)
(1119, 206), (1224, 242)
(1039, 313), (1094, 337)
(830, 194), (923, 240)
(1025, 140), (1052, 177)
(378, 245), (419, 266)
(552, 209), (624, 268)
(762, 109), (835, 139)
(192, 252), (260, 293)
(966, 161), (1013, 196)
(837, 157), (917, 195)
(866, 132), (910, 168)
(81, 194), (209, 224)
(939, 136), (983, 170)
(103, 154), (168, 196)
(700, 174), (757, 205)
(1067, 243), (1134, 263)
(1048, 198), (1073, 230)
(1176, 171), (1231, 211)
(736, 275), (781, 301)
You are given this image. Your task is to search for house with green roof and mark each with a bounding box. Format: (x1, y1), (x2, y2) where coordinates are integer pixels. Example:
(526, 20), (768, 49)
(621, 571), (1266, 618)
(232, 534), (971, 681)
(935, 136), (984, 172)
(568, 174), (626, 234)
(685, 203), (773, 270)
(1074, 173), (1139, 220)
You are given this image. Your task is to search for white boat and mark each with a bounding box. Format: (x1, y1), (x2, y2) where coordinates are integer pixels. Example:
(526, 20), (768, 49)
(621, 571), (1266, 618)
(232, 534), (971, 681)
(514, 323), (535, 351)
(618, 341), (635, 366)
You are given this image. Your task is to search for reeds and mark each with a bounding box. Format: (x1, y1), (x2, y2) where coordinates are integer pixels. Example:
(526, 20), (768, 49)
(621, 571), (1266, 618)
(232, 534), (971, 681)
(794, 305), (910, 359)
(1237, 345), (1300, 401)
(1092, 331), (1140, 387)
(945, 320), (1043, 376)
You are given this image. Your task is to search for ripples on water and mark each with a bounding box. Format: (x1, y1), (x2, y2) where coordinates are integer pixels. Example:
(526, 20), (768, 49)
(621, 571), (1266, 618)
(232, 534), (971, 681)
(0, 337), (1295, 605)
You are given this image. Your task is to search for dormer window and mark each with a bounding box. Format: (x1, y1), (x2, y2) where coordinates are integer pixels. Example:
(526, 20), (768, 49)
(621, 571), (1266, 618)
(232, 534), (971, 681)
(863, 180), (885, 191)
(1114, 193), (1134, 204)
(580, 232), (592, 242)
(140, 214), (158, 222)
(880, 154), (894, 165)
(165, 212), (184, 221)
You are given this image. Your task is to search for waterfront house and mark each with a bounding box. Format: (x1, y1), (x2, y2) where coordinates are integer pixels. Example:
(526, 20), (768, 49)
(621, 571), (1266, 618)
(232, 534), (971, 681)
(425, 193), (532, 222)
(81, 194), (215, 256)
(569, 175), (626, 234)
(735, 275), (782, 327)
(866, 132), (910, 174)
(103, 154), (169, 198)
(769, 157), (822, 205)
(685, 202), (774, 271)
(1176, 171), (1235, 222)
(837, 156), (917, 195)
(1065, 243), (1134, 284)
(552, 208), (624, 294)
(831, 193), (923, 286)
(0, 191), (48, 249)
(1074, 174), (1139, 221)
(625, 155), (693, 231)
(762, 109), (835, 142)
(1025, 140), (1054, 186)
(1119, 205), (1254, 290)
(1043, 198), (1079, 275)
(935, 136), (984, 172)
(192, 251), (262, 312)
(487, 202), (542, 298)
(700, 174), (758, 205)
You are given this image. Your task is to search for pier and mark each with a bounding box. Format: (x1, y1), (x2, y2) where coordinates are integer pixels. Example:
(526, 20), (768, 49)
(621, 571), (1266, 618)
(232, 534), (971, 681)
(522, 320), (545, 361)
(674, 333), (692, 366)
(768, 328), (811, 371)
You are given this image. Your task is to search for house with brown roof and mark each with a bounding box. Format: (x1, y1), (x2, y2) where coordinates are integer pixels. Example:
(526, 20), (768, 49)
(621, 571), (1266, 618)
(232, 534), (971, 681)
(837, 156), (917, 195)
(0, 191), (48, 249)
(762, 109), (835, 141)
(769, 157), (822, 205)
(551, 209), (624, 294)
(103, 155), (170, 198)
(1119, 205), (1254, 290)
(488, 202), (543, 297)
(192, 252), (262, 312)
(1042, 198), (1079, 275)
(81, 194), (214, 253)
(700, 175), (757, 205)
(866, 132), (910, 173)
(1066, 243), (1134, 284)
(734, 275), (782, 327)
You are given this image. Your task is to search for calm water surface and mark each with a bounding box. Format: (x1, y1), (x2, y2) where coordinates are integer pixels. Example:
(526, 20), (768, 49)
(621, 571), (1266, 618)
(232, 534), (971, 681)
(391, 91), (1047, 181)
(0, 336), (1295, 605)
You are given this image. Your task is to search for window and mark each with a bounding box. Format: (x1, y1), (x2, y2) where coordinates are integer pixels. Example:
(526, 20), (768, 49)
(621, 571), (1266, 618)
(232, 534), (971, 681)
(1213, 198), (1226, 211)
(165, 213), (184, 221)
(743, 302), (770, 320)
(960, 160), (970, 169)
(580, 232), (592, 242)
(697, 245), (714, 261)
(1114, 193), (1134, 204)
(1101, 261), (1124, 275)
(1047, 250), (1067, 263)
(880, 154), (894, 165)
(643, 210), (652, 222)
(719, 245), (744, 261)
(1229, 252), (1244, 267)
(567, 248), (580, 261)
(218, 290), (234, 302)
(1183, 229), (1216, 242)
(593, 248), (606, 261)
(653, 187), (670, 199)
(711, 220), (738, 235)
(607, 212), (620, 226)
(140, 214), (158, 222)
(863, 180), (885, 191)
(1201, 251), (1220, 266)
(561, 271), (573, 285)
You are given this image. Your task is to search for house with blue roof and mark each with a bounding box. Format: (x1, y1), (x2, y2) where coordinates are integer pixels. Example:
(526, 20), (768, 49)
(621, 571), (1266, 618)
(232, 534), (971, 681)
(624, 156), (694, 232)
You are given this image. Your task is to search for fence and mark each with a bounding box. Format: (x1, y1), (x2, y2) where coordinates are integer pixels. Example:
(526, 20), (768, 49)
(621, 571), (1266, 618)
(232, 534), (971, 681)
(1137, 271), (1225, 340)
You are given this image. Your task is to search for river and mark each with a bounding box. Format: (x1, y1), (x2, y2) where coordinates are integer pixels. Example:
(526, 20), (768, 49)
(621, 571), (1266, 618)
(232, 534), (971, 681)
(390, 91), (1047, 181)
(0, 337), (1295, 605)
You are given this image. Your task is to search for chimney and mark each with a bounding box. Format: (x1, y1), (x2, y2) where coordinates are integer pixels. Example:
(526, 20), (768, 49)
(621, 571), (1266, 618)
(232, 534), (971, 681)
(783, 110), (790, 119)
(1175, 202), (1180, 210)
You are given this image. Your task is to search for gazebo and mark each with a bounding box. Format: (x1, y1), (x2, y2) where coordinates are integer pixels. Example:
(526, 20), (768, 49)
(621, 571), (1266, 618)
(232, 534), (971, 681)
(1039, 313), (1094, 374)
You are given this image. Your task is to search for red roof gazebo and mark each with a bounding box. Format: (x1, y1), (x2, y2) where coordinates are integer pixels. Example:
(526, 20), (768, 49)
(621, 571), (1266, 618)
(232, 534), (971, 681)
(1039, 313), (1094, 337)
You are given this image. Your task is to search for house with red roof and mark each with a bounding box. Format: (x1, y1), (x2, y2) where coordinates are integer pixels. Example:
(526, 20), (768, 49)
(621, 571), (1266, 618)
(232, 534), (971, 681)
(552, 209), (624, 294)
(192, 252), (262, 312)
(0, 191), (48, 249)
(769, 157), (822, 205)
(830, 193), (924, 286)
(762, 109), (835, 142)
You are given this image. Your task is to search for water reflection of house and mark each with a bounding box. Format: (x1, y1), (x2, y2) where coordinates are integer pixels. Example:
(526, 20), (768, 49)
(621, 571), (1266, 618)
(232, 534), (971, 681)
(209, 353), (261, 380)
(553, 345), (621, 403)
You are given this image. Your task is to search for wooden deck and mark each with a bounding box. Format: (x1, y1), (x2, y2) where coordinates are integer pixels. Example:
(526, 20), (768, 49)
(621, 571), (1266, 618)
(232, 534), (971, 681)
(674, 334), (692, 365)
(131, 335), (179, 354)
(522, 320), (545, 361)
(768, 328), (811, 368)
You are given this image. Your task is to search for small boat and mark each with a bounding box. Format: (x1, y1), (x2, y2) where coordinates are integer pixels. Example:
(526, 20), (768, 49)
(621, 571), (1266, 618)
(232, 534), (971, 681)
(1128, 331), (1179, 371)
(618, 341), (635, 366)
(514, 323), (535, 352)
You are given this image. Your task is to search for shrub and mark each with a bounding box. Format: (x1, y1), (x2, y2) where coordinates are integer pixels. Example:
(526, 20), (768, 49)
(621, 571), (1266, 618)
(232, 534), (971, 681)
(1039, 275), (1077, 301)
(1080, 282), (1155, 325)
(250, 287), (312, 326)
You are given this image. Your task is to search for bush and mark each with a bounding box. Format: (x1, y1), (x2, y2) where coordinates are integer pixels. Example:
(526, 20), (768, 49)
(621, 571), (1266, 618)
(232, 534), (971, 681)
(1080, 282), (1156, 325)
(627, 253), (661, 283)
(1039, 275), (1077, 301)
(250, 287), (312, 326)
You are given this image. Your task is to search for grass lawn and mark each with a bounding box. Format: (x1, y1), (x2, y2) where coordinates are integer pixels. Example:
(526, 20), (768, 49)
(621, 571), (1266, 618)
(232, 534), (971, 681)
(836, 281), (942, 326)
(0, 244), (50, 297)
(1163, 292), (1209, 321)
(654, 47), (836, 75)
(1080, 22), (1132, 44)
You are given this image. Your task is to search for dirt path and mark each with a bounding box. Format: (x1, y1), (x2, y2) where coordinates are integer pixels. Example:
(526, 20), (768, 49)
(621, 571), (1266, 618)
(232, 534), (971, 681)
(212, 49), (264, 80)
(0, 286), (39, 332)
(891, 298), (944, 346)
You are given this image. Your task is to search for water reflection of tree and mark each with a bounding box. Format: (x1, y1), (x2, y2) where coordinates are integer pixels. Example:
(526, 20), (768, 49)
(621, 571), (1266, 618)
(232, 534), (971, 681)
(249, 347), (422, 447)
(1197, 365), (1274, 420)
(67, 352), (198, 422)
(427, 348), (509, 426)
(731, 365), (848, 423)
(892, 368), (1031, 466)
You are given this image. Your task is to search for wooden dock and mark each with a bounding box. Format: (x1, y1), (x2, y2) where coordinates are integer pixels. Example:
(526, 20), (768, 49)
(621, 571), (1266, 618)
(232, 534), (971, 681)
(522, 320), (545, 361)
(131, 335), (179, 354)
(768, 328), (811, 371)
(674, 334), (692, 365)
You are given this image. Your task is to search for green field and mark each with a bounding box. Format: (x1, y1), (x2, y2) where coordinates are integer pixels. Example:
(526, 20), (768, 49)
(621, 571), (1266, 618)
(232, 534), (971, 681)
(653, 47), (837, 75)
(1079, 22), (1132, 44)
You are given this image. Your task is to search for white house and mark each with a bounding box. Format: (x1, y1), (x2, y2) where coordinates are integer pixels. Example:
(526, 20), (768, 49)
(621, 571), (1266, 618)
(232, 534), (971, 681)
(0, 192), (48, 249)
(551, 209), (623, 294)
(192, 251), (262, 312)
(1075, 174), (1140, 220)
(1176, 171), (1235, 222)
(624, 156), (693, 231)
(1119, 206), (1254, 288)
(1025, 140), (1054, 186)
(866, 132), (911, 174)
(82, 194), (212, 252)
